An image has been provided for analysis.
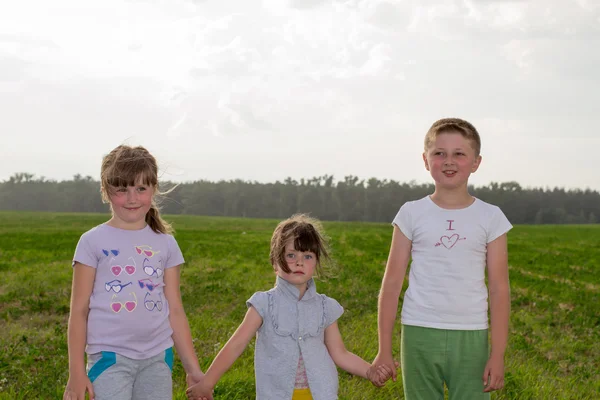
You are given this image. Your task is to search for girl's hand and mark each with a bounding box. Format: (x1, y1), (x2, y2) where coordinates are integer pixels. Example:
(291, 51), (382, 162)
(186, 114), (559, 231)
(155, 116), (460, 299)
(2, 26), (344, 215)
(186, 370), (206, 389)
(63, 372), (95, 400)
(372, 352), (398, 382)
(185, 376), (214, 400)
(483, 354), (505, 392)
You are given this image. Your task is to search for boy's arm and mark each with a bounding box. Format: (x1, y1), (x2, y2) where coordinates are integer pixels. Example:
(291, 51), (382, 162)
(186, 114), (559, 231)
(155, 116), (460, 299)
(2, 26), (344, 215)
(64, 263), (96, 400)
(164, 265), (205, 385)
(484, 233), (510, 392)
(373, 225), (412, 380)
(188, 306), (263, 394)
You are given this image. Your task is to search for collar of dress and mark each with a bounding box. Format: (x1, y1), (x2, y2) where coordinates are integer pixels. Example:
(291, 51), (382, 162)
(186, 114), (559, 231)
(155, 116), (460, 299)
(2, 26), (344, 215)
(274, 275), (318, 301)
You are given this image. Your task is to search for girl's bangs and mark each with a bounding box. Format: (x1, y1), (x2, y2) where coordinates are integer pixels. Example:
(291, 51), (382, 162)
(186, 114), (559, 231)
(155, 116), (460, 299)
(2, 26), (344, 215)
(293, 228), (321, 256)
(104, 160), (157, 188)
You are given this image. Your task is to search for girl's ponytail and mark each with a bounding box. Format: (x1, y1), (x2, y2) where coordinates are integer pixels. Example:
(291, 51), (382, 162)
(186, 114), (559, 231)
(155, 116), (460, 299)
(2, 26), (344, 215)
(146, 200), (173, 235)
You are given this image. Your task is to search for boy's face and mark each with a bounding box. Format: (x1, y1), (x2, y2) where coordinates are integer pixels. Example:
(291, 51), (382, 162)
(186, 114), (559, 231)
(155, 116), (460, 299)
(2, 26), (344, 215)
(275, 239), (317, 290)
(423, 132), (482, 190)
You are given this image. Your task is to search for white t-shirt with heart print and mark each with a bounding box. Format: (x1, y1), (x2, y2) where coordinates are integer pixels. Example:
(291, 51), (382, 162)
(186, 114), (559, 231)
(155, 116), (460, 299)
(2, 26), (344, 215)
(393, 196), (512, 330)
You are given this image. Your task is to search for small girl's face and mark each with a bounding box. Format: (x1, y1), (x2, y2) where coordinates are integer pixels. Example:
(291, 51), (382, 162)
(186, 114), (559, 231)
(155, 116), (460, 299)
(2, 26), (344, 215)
(276, 239), (317, 290)
(108, 178), (154, 229)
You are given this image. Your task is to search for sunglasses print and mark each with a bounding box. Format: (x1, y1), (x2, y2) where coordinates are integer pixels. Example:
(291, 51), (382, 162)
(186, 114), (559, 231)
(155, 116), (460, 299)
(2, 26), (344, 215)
(135, 245), (160, 258)
(143, 258), (163, 278)
(144, 292), (163, 312)
(138, 278), (163, 291)
(105, 279), (133, 293)
(111, 292), (137, 313)
(102, 249), (120, 257)
(111, 257), (136, 276)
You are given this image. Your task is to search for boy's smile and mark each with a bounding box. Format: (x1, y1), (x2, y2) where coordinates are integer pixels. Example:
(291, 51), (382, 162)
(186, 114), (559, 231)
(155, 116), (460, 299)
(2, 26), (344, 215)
(423, 132), (481, 190)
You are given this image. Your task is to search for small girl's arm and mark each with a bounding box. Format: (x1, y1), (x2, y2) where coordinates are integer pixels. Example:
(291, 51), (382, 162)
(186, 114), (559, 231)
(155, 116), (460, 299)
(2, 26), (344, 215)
(324, 322), (395, 387)
(186, 306), (263, 399)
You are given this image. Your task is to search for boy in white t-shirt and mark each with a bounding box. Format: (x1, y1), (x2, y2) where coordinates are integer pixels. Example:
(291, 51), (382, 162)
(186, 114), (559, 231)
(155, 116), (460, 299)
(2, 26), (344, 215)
(373, 118), (512, 399)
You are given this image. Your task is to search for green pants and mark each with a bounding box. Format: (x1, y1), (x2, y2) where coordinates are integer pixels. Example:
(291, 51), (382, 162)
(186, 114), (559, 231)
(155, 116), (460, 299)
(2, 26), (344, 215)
(401, 324), (490, 400)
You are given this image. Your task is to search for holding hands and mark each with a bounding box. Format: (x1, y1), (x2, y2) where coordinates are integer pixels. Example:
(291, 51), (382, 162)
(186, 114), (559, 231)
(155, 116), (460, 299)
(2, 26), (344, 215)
(371, 352), (399, 385)
(367, 361), (399, 387)
(186, 374), (214, 400)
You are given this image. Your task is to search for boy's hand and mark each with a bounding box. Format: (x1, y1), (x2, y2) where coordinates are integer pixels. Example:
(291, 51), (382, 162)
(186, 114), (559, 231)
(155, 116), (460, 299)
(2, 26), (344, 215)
(63, 372), (95, 400)
(186, 376), (214, 400)
(483, 354), (505, 392)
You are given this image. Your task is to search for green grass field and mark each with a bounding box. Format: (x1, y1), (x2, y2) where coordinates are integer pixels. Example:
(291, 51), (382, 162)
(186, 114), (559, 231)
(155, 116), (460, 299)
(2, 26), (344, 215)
(0, 212), (598, 399)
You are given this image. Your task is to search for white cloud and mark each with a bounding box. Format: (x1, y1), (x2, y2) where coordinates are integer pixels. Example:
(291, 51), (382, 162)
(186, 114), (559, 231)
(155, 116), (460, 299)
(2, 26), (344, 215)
(0, 0), (598, 190)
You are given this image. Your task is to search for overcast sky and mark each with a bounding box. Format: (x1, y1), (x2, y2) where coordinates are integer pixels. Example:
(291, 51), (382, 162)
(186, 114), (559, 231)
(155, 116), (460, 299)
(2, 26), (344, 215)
(1, 0), (599, 190)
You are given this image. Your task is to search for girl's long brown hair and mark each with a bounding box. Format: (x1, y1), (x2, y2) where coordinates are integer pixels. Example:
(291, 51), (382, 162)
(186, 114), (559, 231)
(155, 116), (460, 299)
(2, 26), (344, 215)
(100, 145), (173, 234)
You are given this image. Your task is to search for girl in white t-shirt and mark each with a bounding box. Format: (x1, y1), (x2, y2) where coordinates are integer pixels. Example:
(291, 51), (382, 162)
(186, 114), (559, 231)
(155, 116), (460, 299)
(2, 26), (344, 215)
(374, 118), (512, 400)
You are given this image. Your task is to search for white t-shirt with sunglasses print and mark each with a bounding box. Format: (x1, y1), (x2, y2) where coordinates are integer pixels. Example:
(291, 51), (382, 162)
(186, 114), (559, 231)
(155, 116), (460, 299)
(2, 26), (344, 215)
(73, 223), (184, 359)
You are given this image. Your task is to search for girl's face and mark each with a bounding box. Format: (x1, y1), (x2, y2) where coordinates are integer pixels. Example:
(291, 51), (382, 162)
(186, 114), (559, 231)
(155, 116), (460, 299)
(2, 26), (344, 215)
(107, 178), (154, 230)
(275, 239), (317, 290)
(423, 132), (481, 191)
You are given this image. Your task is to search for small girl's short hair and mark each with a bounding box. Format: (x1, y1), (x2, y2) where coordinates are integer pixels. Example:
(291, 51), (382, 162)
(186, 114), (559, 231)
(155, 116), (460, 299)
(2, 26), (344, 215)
(424, 118), (481, 156)
(270, 214), (332, 276)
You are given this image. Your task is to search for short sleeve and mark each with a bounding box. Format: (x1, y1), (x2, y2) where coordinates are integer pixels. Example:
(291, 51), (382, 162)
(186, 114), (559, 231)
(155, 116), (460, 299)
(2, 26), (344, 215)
(164, 235), (185, 269)
(487, 206), (513, 243)
(392, 202), (413, 240)
(72, 232), (99, 268)
(247, 291), (269, 320)
(323, 296), (344, 327)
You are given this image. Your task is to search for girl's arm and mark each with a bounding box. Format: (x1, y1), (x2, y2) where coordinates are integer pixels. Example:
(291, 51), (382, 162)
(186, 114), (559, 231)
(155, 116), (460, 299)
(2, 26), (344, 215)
(164, 265), (205, 386)
(325, 322), (371, 378)
(373, 226), (412, 380)
(324, 322), (395, 386)
(64, 262), (96, 400)
(484, 233), (510, 392)
(186, 307), (263, 397)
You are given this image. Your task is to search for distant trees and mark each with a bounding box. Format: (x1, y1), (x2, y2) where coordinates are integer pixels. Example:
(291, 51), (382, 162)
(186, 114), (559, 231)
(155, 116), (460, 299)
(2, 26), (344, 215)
(1, 173), (598, 224)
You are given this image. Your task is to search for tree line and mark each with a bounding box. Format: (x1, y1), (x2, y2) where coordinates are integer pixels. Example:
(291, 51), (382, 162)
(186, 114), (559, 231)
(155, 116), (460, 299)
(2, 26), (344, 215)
(1, 172), (598, 224)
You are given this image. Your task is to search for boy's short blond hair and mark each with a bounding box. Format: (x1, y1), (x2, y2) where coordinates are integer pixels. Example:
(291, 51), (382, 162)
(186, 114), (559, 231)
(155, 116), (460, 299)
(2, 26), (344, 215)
(424, 118), (481, 156)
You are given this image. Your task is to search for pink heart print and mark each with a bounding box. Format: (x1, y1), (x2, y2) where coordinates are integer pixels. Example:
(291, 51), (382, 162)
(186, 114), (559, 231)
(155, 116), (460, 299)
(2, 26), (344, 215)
(111, 264), (136, 276)
(440, 234), (459, 249)
(111, 301), (137, 312)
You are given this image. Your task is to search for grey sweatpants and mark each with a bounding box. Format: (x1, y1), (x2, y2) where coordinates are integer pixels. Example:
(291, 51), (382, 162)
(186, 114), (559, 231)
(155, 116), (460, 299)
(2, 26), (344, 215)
(87, 348), (173, 400)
